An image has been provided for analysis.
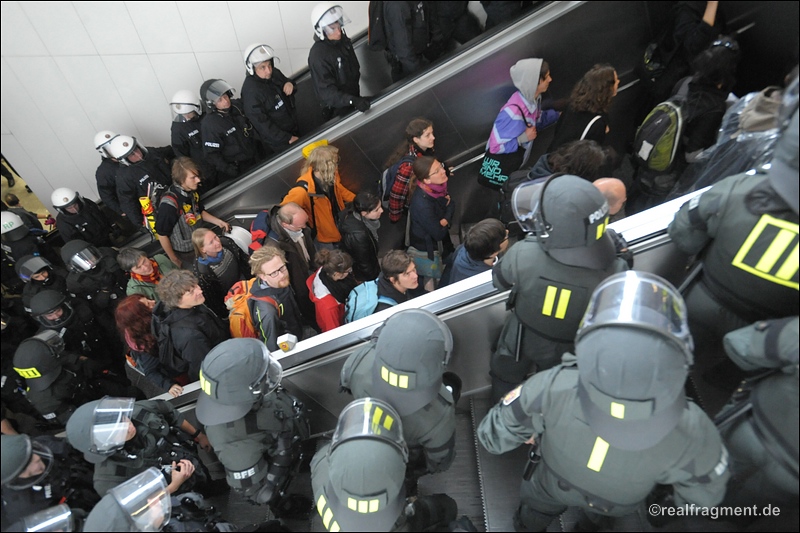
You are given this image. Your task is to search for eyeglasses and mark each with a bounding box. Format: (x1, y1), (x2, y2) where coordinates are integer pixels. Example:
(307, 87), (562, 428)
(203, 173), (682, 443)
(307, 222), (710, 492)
(265, 264), (288, 278)
(428, 162), (446, 178)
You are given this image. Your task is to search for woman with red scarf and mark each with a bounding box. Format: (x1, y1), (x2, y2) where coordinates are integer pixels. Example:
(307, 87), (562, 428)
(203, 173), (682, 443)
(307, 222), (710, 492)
(408, 156), (455, 292)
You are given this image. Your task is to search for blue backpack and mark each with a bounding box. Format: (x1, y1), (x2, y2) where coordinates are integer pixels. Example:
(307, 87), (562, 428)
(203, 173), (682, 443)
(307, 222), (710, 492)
(344, 280), (397, 323)
(378, 154), (417, 206)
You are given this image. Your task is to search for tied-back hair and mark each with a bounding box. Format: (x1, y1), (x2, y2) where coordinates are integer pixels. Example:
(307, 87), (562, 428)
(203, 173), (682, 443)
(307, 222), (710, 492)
(385, 117), (433, 168)
(408, 156), (437, 197)
(115, 295), (157, 354)
(172, 156), (202, 186)
(315, 248), (353, 276)
(569, 64), (617, 114)
(692, 36), (740, 93)
(303, 145), (339, 187)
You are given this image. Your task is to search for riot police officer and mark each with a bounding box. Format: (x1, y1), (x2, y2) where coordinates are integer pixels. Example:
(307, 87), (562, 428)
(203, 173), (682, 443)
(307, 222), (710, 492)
(478, 271), (730, 531)
(490, 174), (629, 402)
(93, 130), (123, 216)
(195, 338), (310, 516)
(340, 309), (458, 480)
(1, 211), (59, 268)
(65, 396), (211, 497)
(170, 90), (218, 190)
(1, 433), (99, 530)
(241, 43), (299, 154)
(311, 397), (457, 532)
(107, 134), (174, 227)
(51, 187), (113, 247)
(668, 103), (799, 341)
(12, 330), (119, 428)
(15, 254), (70, 313)
(716, 316), (798, 509)
(308, 3), (369, 120)
(200, 79), (259, 183)
(61, 239), (127, 313)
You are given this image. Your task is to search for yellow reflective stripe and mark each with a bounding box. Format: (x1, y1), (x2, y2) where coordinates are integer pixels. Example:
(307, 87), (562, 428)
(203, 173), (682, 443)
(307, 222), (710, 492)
(369, 499), (380, 512)
(610, 402), (625, 419)
(323, 508), (334, 529)
(596, 218), (608, 240)
(542, 286), (557, 316)
(383, 415), (394, 431)
(755, 229), (796, 273)
(381, 366), (389, 382)
(330, 522), (340, 532)
(358, 500), (369, 513)
(381, 366), (409, 388)
(555, 289), (571, 319)
(587, 437), (610, 472)
(317, 495), (327, 515)
(347, 497), (357, 511)
(775, 243), (799, 281)
(13, 367), (42, 379)
(398, 374), (409, 389)
(199, 370), (211, 395)
(389, 371), (398, 386)
(372, 407), (383, 428)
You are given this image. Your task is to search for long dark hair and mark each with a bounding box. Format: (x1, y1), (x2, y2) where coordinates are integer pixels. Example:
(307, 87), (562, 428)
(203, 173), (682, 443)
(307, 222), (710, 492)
(408, 156), (437, 197)
(384, 117), (433, 167)
(569, 64), (617, 114)
(115, 295), (156, 354)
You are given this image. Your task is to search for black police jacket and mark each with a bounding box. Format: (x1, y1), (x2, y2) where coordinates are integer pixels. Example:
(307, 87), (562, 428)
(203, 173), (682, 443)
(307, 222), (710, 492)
(201, 100), (258, 182)
(242, 69), (299, 152)
(308, 34), (361, 110)
(115, 146), (174, 224)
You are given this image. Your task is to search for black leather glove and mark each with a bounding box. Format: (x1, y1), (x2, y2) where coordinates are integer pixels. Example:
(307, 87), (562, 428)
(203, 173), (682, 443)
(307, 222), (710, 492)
(352, 97), (371, 113)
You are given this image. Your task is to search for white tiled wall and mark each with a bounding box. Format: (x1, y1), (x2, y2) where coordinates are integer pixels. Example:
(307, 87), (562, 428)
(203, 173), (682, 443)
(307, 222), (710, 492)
(0, 1), (369, 211)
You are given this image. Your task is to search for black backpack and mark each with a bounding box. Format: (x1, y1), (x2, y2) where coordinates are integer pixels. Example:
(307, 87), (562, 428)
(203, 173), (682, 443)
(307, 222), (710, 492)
(151, 301), (188, 375)
(378, 154), (416, 206)
(368, 1), (388, 51)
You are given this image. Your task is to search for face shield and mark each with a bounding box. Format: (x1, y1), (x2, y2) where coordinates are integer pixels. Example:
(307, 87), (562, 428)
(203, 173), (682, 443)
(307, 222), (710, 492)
(511, 180), (546, 234)
(318, 6), (350, 36)
(91, 397), (135, 455)
(6, 440), (55, 490)
(17, 256), (52, 283)
(22, 504), (74, 532)
(110, 468), (171, 532)
(576, 271), (694, 364)
(68, 245), (102, 272)
(251, 350), (283, 401)
(330, 398), (408, 462)
(32, 300), (74, 329)
(170, 102), (201, 123)
(204, 80), (235, 109)
(30, 330), (66, 358)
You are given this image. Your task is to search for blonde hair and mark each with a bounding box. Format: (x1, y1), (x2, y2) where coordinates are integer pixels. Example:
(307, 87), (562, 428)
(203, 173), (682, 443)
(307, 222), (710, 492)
(192, 227), (215, 258)
(302, 145), (339, 186)
(249, 246), (286, 278)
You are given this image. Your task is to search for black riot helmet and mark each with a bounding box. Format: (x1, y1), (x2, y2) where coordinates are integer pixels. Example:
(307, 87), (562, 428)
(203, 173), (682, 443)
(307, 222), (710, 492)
(1, 434), (55, 490)
(15, 255), (52, 283)
(13, 330), (66, 392)
(29, 290), (74, 328)
(200, 79), (235, 114)
(61, 240), (102, 272)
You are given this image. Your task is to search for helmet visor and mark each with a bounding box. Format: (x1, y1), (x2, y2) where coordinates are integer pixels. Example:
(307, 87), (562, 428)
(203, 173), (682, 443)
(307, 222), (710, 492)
(204, 80), (235, 105)
(330, 398), (408, 462)
(511, 180), (546, 234)
(92, 397), (135, 454)
(110, 468), (170, 532)
(30, 329), (66, 356)
(6, 440), (55, 490)
(319, 6), (350, 31)
(22, 503), (74, 532)
(18, 256), (51, 283)
(577, 271), (694, 361)
(69, 246), (102, 272)
(252, 352), (283, 399)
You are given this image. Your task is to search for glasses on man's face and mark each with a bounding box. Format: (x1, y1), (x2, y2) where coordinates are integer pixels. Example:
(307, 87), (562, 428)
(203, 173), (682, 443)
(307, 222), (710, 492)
(266, 264), (288, 278)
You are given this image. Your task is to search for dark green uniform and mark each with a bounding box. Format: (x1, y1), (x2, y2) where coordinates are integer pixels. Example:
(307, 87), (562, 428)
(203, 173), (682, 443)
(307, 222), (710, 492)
(479, 356), (729, 529)
(203, 388), (307, 503)
(491, 237), (627, 398)
(341, 347), (456, 475)
(91, 400), (203, 496)
(716, 316), (799, 508)
(668, 172), (799, 337)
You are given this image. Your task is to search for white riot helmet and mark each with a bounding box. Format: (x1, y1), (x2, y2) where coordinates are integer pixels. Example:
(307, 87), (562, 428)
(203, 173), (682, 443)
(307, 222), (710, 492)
(1, 211), (29, 243)
(51, 188), (84, 215)
(169, 90), (202, 123)
(94, 131), (119, 158)
(107, 135), (147, 166)
(311, 3), (350, 40)
(244, 44), (278, 76)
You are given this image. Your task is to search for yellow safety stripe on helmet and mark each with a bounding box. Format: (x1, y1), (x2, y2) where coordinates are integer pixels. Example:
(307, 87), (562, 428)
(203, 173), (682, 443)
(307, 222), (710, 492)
(596, 216), (609, 240)
(14, 367), (42, 379)
(199, 370), (212, 396)
(587, 437), (610, 472)
(542, 286), (571, 319)
(380, 366), (410, 389)
(316, 494), (341, 532)
(731, 214), (799, 290)
(610, 402), (625, 419)
(347, 497), (381, 513)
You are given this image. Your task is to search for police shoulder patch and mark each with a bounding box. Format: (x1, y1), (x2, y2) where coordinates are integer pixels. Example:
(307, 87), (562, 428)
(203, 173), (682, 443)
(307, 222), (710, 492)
(502, 385), (522, 406)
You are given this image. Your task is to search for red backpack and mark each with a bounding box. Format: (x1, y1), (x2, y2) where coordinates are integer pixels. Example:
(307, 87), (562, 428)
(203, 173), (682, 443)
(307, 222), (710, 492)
(224, 277), (280, 338)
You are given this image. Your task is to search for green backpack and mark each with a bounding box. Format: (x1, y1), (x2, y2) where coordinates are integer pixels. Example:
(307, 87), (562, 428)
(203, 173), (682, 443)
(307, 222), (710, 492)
(634, 96), (686, 172)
